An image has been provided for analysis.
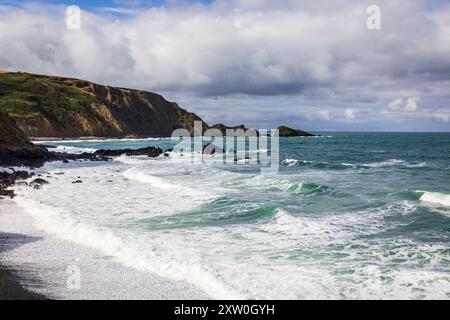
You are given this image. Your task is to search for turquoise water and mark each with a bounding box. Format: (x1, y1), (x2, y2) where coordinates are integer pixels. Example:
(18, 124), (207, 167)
(23, 133), (450, 299)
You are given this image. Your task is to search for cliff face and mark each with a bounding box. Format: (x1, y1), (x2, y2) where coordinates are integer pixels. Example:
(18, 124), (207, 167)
(0, 72), (207, 138)
(0, 112), (49, 166)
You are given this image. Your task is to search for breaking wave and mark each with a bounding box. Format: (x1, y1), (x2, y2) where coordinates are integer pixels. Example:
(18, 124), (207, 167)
(417, 191), (450, 207)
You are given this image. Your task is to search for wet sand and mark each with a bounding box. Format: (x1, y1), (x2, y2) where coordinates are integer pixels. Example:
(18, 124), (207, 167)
(0, 264), (47, 300)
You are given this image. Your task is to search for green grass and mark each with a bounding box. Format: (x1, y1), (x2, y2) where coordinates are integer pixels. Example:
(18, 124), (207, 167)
(0, 71), (203, 138)
(0, 72), (97, 122)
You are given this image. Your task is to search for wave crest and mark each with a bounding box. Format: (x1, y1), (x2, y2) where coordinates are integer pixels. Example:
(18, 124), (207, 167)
(417, 191), (450, 207)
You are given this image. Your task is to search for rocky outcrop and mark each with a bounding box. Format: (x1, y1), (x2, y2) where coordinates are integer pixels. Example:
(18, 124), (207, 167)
(210, 124), (249, 134)
(0, 171), (34, 197)
(277, 126), (316, 137)
(0, 112), (50, 167)
(0, 72), (207, 138)
(0, 112), (106, 196)
(29, 178), (49, 189)
(94, 146), (163, 158)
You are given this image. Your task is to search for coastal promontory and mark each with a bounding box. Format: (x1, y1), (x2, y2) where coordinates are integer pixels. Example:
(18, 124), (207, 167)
(0, 72), (205, 138)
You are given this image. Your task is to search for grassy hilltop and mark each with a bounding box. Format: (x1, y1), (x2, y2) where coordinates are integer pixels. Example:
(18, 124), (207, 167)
(0, 72), (205, 138)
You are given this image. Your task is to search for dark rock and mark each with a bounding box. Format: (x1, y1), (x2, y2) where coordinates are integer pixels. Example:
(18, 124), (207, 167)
(210, 124), (250, 135)
(0, 172), (13, 182)
(0, 189), (15, 198)
(210, 124), (260, 136)
(203, 143), (225, 155)
(16, 171), (32, 179)
(0, 112), (50, 168)
(0, 171), (34, 198)
(164, 153), (170, 157)
(72, 180), (82, 184)
(0, 112), (112, 168)
(94, 146), (163, 158)
(277, 126), (317, 137)
(30, 178), (49, 186)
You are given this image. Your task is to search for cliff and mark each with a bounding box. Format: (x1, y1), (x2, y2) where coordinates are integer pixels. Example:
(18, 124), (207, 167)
(0, 72), (207, 138)
(0, 112), (49, 166)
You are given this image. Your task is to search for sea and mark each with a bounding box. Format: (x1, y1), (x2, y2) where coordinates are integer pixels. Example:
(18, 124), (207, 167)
(5, 132), (450, 299)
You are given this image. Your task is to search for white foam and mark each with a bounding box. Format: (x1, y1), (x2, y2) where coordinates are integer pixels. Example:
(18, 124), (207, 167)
(363, 159), (428, 169)
(363, 159), (405, 168)
(12, 193), (242, 299)
(123, 167), (183, 191)
(341, 163), (356, 168)
(115, 155), (149, 165)
(404, 162), (427, 168)
(53, 145), (97, 154)
(122, 167), (218, 203)
(0, 199), (209, 299)
(284, 158), (299, 166)
(418, 191), (450, 207)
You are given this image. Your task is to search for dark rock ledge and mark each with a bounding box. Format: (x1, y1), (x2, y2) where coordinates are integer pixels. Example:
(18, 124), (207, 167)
(1, 145), (164, 199)
(94, 146), (163, 158)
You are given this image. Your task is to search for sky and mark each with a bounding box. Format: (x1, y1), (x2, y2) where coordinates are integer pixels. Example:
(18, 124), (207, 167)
(1, 0), (450, 131)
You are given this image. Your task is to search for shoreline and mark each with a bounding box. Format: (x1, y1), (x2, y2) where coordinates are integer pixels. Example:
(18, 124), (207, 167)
(0, 194), (210, 300)
(0, 263), (48, 300)
(0, 200), (49, 300)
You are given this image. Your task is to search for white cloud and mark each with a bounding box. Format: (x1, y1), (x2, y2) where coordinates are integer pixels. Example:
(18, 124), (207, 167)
(388, 97), (420, 112)
(344, 108), (358, 121)
(405, 97), (420, 112)
(433, 113), (449, 123)
(388, 98), (403, 110)
(304, 110), (330, 121)
(1, 1), (449, 97)
(0, 1), (449, 130)
(318, 110), (330, 121)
